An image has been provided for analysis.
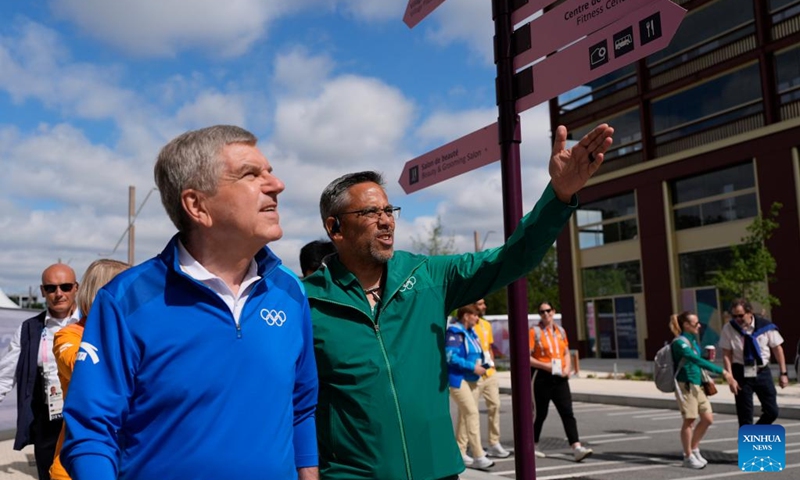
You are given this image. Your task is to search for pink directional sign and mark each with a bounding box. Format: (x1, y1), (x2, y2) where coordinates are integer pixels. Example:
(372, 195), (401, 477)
(515, 0), (686, 113)
(514, 0), (660, 69)
(510, 0), (557, 26)
(404, 0), (447, 29)
(399, 123), (500, 194)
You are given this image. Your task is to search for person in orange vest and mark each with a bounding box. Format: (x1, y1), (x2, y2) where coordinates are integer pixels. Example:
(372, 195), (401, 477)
(463, 299), (511, 458)
(529, 301), (592, 462)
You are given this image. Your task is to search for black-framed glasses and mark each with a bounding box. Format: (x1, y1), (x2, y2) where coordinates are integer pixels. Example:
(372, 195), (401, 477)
(732, 314), (747, 319)
(42, 283), (77, 294)
(539, 308), (553, 315)
(338, 206), (401, 221)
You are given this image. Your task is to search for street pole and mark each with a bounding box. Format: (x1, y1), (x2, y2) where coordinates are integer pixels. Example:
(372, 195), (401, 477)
(128, 185), (135, 266)
(493, 0), (535, 478)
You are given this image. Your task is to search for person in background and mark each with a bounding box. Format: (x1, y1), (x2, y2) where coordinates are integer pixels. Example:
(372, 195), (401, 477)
(529, 302), (591, 462)
(49, 259), (129, 480)
(669, 311), (738, 469)
(299, 240), (336, 278)
(0, 264), (81, 480)
(446, 304), (494, 470)
(60, 125), (318, 480)
(720, 298), (787, 427)
(467, 299), (511, 458)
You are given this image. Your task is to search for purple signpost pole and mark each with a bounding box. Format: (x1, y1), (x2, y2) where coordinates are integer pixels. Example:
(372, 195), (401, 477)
(493, 0), (535, 478)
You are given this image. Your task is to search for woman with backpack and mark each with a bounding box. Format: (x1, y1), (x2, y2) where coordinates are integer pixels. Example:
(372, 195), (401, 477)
(669, 311), (738, 469)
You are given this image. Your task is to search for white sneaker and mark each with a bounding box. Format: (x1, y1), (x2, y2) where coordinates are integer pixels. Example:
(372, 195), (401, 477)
(461, 453), (474, 466)
(692, 449), (708, 466)
(535, 449), (546, 458)
(470, 455), (494, 470)
(573, 446), (593, 462)
(487, 443), (511, 458)
(683, 453), (705, 469)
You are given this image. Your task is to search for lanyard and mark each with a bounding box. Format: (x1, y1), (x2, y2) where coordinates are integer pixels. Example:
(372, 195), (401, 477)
(40, 329), (50, 368)
(465, 330), (483, 355)
(541, 325), (561, 358)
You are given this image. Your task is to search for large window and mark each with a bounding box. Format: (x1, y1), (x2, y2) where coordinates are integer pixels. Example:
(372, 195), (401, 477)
(776, 45), (800, 105)
(571, 109), (642, 161)
(576, 192), (638, 249)
(558, 65), (637, 113)
(647, 0), (755, 75)
(582, 261), (642, 298)
(652, 64), (763, 145)
(671, 163), (758, 230)
(771, 0), (800, 22)
(679, 247), (733, 288)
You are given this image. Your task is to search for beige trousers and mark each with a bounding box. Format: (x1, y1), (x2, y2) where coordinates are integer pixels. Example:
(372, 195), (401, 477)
(457, 374), (501, 447)
(450, 380), (485, 457)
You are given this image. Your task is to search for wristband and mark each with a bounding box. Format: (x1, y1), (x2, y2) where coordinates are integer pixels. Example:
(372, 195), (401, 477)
(780, 372), (788, 376)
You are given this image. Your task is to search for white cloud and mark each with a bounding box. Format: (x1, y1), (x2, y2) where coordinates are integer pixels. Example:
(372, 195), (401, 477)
(273, 48), (336, 97)
(426, 0), (495, 65)
(49, 0), (293, 58)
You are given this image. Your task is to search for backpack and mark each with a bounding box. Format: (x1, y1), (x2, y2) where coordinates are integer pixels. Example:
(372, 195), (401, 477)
(653, 337), (689, 393)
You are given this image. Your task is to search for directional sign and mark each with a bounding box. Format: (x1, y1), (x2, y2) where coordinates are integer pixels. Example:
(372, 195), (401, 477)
(515, 0), (686, 113)
(514, 0), (660, 70)
(404, 0), (447, 29)
(398, 123), (500, 194)
(510, 0), (557, 26)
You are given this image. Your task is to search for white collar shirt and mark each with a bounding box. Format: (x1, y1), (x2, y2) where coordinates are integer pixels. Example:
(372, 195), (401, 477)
(178, 241), (261, 325)
(719, 320), (784, 365)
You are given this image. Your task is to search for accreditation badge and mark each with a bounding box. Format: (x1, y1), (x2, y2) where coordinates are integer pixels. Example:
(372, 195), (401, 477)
(738, 424), (785, 472)
(44, 376), (64, 421)
(551, 359), (562, 377)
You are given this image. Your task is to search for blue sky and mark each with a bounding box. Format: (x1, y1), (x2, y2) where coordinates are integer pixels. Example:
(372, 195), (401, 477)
(0, 0), (557, 295)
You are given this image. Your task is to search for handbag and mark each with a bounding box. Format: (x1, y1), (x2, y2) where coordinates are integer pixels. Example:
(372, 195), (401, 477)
(701, 371), (718, 396)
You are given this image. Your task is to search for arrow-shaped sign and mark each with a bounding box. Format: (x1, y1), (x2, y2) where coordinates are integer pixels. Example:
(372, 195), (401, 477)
(515, 0), (686, 114)
(514, 0), (660, 70)
(510, 0), (557, 26)
(398, 123), (500, 194)
(404, 0), (448, 29)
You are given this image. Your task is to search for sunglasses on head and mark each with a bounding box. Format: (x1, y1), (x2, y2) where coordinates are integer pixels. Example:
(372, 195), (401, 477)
(42, 283), (76, 294)
(539, 308), (553, 315)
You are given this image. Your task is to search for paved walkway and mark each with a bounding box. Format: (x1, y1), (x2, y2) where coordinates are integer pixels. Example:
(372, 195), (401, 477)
(3, 358), (798, 480)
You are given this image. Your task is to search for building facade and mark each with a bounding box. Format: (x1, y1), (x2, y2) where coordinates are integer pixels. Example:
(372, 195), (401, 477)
(551, 0), (800, 360)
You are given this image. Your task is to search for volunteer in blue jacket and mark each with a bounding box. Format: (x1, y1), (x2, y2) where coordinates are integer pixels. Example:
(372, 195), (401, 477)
(446, 304), (493, 470)
(61, 125), (319, 480)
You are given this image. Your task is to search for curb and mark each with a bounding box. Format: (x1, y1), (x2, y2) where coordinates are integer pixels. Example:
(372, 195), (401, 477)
(499, 387), (800, 419)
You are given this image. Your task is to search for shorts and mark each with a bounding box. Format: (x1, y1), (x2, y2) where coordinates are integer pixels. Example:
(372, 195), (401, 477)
(676, 383), (712, 419)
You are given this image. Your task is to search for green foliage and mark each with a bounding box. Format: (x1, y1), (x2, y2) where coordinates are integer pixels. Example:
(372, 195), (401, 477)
(711, 202), (782, 309)
(410, 216), (457, 256)
(485, 245), (559, 314)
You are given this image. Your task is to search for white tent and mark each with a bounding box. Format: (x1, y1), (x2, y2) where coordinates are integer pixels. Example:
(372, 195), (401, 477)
(0, 289), (20, 308)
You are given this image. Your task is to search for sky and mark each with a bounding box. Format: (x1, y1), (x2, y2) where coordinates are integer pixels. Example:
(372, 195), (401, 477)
(0, 0), (560, 296)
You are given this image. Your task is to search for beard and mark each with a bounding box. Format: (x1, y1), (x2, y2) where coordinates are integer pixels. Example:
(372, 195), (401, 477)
(368, 240), (393, 264)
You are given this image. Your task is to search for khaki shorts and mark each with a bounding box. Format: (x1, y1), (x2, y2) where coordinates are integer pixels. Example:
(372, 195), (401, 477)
(676, 383), (712, 419)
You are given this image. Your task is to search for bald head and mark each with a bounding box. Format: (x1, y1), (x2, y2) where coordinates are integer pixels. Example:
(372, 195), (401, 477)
(40, 263), (78, 319)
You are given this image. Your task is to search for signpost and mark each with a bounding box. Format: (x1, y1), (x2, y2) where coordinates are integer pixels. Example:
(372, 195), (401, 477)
(514, 0), (686, 113)
(403, 0), (448, 28)
(398, 123), (500, 194)
(513, 0), (661, 69)
(400, 0), (685, 477)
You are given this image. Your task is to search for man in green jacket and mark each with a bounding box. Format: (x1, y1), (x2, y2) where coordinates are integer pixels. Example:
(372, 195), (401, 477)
(303, 123), (614, 480)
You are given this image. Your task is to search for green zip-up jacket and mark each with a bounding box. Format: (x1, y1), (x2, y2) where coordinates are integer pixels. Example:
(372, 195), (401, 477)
(671, 333), (723, 385)
(304, 184), (576, 480)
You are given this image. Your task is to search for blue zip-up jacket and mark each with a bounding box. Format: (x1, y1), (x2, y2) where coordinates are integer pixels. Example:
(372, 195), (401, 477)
(61, 236), (318, 480)
(445, 322), (482, 388)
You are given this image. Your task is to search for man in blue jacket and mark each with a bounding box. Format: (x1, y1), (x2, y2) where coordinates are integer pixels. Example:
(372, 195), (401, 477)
(61, 125), (319, 480)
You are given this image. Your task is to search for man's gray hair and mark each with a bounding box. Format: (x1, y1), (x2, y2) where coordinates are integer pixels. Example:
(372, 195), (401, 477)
(319, 171), (385, 224)
(154, 125), (257, 233)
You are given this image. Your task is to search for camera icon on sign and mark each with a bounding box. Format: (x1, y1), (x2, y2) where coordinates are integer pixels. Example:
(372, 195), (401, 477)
(589, 40), (609, 70)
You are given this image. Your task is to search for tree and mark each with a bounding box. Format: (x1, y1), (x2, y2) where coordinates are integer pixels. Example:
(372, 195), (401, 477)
(711, 202), (782, 309)
(410, 216), (457, 256)
(485, 245), (559, 314)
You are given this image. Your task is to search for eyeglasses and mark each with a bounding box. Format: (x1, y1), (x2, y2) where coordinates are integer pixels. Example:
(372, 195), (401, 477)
(42, 283), (77, 294)
(687, 322), (700, 327)
(732, 314), (747, 319)
(539, 308), (553, 315)
(338, 206), (401, 221)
